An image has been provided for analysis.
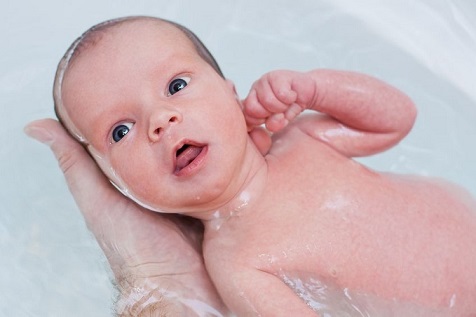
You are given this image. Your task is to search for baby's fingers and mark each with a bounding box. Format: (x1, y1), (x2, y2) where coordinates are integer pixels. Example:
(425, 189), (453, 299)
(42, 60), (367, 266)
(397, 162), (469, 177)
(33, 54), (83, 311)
(265, 71), (298, 106)
(253, 73), (297, 113)
(243, 89), (271, 119)
(243, 89), (269, 130)
(284, 103), (305, 121)
(265, 113), (289, 132)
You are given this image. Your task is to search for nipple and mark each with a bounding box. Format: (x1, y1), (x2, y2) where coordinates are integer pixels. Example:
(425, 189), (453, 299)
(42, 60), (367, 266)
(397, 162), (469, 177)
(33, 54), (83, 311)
(330, 267), (339, 278)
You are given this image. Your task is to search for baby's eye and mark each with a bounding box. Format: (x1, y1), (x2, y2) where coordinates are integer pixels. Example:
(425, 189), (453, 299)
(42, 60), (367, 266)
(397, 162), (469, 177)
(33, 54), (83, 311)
(168, 77), (190, 96)
(111, 122), (133, 143)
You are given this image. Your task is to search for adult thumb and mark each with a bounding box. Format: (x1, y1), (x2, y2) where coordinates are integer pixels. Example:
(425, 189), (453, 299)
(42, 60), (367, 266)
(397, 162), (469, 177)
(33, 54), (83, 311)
(24, 118), (115, 216)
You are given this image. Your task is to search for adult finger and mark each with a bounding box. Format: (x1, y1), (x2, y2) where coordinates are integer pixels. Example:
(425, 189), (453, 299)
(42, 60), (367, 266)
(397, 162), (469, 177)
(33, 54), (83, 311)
(24, 119), (121, 223)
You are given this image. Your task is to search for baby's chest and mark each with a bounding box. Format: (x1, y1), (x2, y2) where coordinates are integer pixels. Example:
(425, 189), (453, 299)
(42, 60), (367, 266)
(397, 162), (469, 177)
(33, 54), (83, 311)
(222, 175), (429, 277)
(223, 194), (359, 277)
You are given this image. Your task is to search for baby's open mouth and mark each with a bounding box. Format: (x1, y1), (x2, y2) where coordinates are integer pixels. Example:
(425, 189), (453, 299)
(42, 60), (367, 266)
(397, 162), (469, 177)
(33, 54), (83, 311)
(174, 143), (205, 174)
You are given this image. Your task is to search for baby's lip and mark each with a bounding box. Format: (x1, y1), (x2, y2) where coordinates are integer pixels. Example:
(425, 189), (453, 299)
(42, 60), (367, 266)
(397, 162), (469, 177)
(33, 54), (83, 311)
(173, 140), (207, 176)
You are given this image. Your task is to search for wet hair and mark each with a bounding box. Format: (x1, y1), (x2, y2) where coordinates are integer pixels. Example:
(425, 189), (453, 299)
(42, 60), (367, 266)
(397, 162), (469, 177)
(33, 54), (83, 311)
(53, 16), (224, 138)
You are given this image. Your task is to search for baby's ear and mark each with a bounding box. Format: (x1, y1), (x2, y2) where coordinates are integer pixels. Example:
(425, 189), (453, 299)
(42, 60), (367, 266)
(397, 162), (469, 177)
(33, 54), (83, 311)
(225, 79), (238, 97)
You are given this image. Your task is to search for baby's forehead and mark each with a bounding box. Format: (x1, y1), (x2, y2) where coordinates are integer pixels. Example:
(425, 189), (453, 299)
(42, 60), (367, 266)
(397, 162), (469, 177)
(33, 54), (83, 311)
(71, 19), (194, 68)
(64, 21), (199, 91)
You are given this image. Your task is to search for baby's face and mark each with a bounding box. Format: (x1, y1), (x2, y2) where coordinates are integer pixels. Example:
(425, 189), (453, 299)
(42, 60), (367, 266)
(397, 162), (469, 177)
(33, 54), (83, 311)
(60, 21), (250, 214)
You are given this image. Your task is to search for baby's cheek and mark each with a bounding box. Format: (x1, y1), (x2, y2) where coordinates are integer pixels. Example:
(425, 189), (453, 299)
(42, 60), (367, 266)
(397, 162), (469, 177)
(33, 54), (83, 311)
(108, 153), (142, 189)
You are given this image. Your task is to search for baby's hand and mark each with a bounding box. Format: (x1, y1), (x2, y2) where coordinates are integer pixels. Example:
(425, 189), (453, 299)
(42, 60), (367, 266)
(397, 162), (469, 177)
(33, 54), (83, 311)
(243, 70), (316, 132)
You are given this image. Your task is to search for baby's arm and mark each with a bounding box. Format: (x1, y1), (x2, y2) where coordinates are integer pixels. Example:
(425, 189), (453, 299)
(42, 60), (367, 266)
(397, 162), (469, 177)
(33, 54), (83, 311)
(210, 266), (319, 316)
(243, 69), (417, 157)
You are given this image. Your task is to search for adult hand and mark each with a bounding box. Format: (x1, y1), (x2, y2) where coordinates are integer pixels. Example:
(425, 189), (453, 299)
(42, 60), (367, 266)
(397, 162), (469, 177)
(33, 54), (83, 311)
(25, 119), (228, 316)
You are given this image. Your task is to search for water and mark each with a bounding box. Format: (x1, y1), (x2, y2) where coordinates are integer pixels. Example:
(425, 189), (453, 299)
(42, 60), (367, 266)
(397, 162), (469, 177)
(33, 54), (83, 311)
(2, 0), (475, 316)
(280, 273), (456, 317)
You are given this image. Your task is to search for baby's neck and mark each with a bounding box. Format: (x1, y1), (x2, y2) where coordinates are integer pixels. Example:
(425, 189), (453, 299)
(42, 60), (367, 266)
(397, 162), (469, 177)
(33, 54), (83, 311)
(205, 160), (268, 231)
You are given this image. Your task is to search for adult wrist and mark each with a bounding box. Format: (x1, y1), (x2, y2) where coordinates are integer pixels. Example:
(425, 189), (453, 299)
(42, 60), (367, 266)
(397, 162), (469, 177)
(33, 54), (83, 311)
(116, 279), (228, 317)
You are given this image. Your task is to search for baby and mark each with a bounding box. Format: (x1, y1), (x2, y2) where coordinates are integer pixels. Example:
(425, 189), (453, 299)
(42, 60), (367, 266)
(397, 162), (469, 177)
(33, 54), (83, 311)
(54, 16), (476, 316)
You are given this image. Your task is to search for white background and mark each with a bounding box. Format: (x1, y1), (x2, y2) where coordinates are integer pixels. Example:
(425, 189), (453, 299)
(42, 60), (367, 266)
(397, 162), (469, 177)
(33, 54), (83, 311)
(1, 0), (475, 316)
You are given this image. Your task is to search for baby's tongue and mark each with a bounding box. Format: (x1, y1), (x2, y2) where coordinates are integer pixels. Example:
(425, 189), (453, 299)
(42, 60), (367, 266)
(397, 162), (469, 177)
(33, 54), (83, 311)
(176, 145), (202, 171)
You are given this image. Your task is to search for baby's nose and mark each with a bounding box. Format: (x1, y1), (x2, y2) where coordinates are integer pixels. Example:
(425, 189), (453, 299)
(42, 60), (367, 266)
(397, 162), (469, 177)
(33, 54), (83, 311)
(148, 108), (182, 142)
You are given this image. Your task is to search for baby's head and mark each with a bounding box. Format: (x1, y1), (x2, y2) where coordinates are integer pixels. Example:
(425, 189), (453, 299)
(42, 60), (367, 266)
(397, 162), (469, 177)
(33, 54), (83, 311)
(54, 16), (252, 214)
(54, 16), (224, 140)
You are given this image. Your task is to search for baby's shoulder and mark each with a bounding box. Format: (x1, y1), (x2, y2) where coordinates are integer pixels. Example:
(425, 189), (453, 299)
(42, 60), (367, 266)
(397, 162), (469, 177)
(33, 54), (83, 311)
(269, 114), (314, 147)
(267, 113), (341, 161)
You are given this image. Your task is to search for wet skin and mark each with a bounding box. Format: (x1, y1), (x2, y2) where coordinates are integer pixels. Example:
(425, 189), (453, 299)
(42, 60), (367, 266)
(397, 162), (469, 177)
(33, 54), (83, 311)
(59, 20), (476, 316)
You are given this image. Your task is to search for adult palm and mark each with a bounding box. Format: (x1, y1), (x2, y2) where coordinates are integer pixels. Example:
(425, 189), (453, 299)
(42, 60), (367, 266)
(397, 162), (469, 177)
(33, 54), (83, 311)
(25, 119), (228, 316)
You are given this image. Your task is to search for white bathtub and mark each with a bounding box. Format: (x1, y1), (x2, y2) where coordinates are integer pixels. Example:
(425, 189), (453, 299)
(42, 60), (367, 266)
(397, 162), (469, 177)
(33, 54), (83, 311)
(2, 0), (475, 315)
